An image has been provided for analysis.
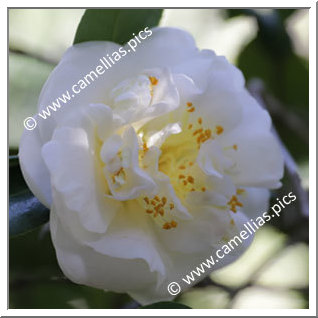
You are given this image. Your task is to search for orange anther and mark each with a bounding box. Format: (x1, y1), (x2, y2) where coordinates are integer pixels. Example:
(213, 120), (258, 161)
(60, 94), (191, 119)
(216, 125), (224, 135)
(193, 128), (203, 136)
(170, 220), (177, 228)
(144, 197), (150, 204)
(187, 176), (194, 184)
(149, 76), (158, 85)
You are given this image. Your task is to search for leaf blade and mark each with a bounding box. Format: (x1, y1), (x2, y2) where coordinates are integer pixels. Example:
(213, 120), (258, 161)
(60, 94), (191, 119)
(141, 301), (191, 309)
(9, 156), (49, 237)
(74, 9), (162, 45)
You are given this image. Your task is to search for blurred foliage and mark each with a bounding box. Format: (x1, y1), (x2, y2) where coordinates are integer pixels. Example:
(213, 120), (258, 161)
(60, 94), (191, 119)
(9, 8), (309, 309)
(225, 9), (309, 162)
(9, 53), (54, 152)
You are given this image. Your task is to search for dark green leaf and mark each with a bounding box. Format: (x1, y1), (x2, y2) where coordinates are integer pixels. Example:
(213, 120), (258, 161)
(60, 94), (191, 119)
(10, 155), (50, 237)
(74, 9), (162, 45)
(141, 301), (191, 309)
(9, 188), (49, 237)
(237, 38), (308, 161)
(9, 155), (28, 194)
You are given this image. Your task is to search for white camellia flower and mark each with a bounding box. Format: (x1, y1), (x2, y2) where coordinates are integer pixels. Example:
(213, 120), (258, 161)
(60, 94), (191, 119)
(19, 28), (284, 305)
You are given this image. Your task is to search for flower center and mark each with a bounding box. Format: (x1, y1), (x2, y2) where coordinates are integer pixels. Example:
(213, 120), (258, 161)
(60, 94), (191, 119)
(157, 101), (225, 200)
(101, 72), (244, 231)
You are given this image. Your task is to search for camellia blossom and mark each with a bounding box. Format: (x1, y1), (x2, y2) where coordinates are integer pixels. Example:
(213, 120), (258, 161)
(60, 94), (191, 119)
(19, 28), (284, 304)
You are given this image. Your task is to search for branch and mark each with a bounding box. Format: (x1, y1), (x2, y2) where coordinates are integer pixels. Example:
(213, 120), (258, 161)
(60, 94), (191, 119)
(9, 47), (58, 65)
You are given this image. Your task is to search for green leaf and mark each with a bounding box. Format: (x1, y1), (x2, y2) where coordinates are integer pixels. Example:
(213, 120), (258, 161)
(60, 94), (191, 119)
(9, 156), (49, 237)
(9, 189), (49, 237)
(141, 301), (191, 309)
(9, 155), (27, 194)
(74, 9), (162, 45)
(237, 38), (308, 162)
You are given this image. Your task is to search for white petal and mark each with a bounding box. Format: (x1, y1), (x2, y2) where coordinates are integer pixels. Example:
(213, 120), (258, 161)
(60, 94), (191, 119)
(239, 187), (270, 218)
(125, 27), (199, 70)
(50, 207), (158, 293)
(36, 41), (122, 142)
(19, 129), (51, 207)
(42, 127), (116, 233)
(225, 131), (284, 188)
(102, 127), (157, 201)
(86, 202), (166, 278)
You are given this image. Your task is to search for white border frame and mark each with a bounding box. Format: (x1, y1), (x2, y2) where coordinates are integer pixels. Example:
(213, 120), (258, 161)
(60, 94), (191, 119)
(3, 1), (316, 316)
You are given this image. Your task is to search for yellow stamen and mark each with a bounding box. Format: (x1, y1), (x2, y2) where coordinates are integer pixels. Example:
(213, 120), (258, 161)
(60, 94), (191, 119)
(187, 176), (194, 184)
(193, 128), (203, 136)
(216, 125), (224, 135)
(163, 222), (171, 230)
(170, 220), (177, 228)
(149, 76), (158, 86)
(144, 197), (150, 204)
(236, 188), (245, 195)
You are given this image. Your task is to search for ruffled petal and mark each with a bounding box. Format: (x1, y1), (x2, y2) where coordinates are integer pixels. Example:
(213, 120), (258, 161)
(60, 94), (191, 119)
(42, 127), (117, 233)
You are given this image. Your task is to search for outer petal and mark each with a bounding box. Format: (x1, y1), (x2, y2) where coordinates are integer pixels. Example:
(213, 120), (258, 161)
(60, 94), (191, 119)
(218, 91), (284, 188)
(19, 129), (51, 207)
(50, 207), (158, 293)
(35, 27), (202, 142)
(130, 211), (253, 305)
